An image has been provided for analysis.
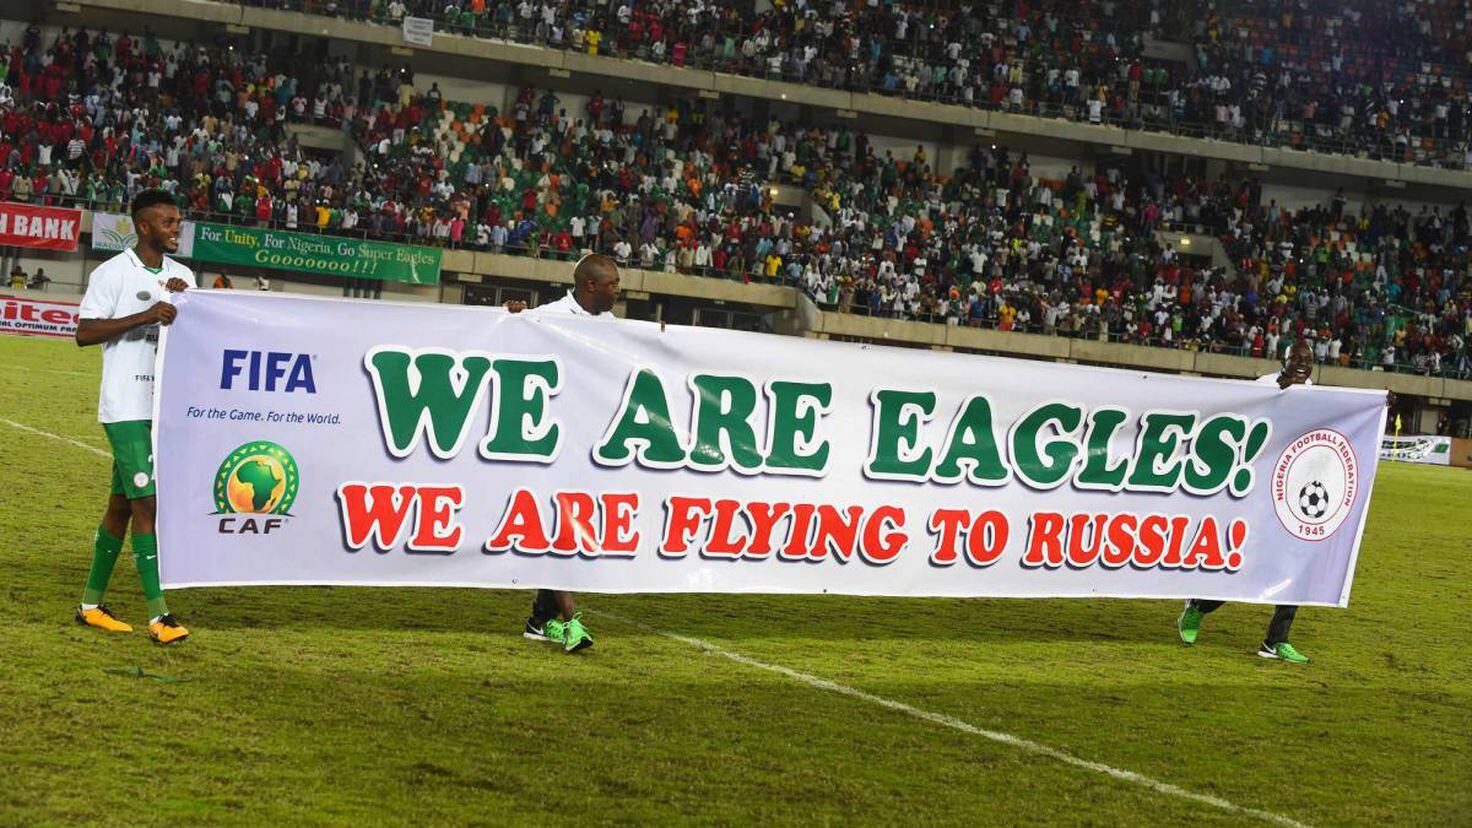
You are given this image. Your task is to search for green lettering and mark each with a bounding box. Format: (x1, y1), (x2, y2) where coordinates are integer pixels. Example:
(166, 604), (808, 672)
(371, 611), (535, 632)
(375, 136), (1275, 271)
(933, 395), (1008, 484)
(689, 375), (762, 472)
(366, 348), (492, 459)
(594, 369), (687, 467)
(1011, 402), (1084, 488)
(766, 381), (832, 474)
(1184, 414), (1245, 493)
(1127, 412), (1198, 490)
(1076, 407), (1130, 488)
(482, 358), (561, 461)
(865, 390), (936, 479)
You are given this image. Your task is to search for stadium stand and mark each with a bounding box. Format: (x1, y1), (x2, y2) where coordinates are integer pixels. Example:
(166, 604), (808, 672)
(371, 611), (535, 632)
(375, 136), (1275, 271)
(0, 20), (1469, 378)
(205, 0), (1472, 169)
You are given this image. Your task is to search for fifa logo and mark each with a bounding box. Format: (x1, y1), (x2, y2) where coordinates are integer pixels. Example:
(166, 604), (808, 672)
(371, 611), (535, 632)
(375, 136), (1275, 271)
(220, 350), (318, 394)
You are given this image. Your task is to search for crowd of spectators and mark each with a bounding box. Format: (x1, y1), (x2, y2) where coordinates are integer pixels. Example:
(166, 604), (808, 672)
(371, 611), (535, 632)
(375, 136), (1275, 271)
(223, 0), (1472, 169)
(0, 20), (1468, 377)
(0, 22), (382, 225)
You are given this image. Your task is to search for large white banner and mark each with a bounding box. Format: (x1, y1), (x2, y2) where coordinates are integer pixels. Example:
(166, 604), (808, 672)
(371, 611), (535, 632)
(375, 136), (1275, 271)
(155, 292), (1388, 606)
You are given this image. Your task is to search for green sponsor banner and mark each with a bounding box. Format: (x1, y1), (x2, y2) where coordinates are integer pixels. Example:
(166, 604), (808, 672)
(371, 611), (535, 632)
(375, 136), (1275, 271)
(191, 222), (441, 285)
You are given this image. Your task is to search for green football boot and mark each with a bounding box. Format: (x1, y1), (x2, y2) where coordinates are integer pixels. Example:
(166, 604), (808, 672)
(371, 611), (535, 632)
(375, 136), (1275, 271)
(1177, 602), (1205, 645)
(524, 616), (566, 645)
(1258, 641), (1309, 664)
(563, 613), (594, 653)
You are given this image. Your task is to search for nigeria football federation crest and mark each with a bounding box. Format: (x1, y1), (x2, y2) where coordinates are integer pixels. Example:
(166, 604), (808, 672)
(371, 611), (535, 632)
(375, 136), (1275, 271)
(1271, 429), (1359, 541)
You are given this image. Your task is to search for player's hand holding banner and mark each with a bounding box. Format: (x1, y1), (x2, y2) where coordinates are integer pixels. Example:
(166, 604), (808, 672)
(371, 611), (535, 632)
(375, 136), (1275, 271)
(154, 292), (1386, 606)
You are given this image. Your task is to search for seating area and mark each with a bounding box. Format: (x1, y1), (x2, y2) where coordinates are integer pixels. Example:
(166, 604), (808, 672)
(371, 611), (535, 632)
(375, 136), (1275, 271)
(0, 20), (1468, 378)
(220, 0), (1472, 169)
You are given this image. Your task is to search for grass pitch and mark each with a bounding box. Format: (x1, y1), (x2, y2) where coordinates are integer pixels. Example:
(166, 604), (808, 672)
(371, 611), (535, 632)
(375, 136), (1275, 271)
(1, 333), (1469, 825)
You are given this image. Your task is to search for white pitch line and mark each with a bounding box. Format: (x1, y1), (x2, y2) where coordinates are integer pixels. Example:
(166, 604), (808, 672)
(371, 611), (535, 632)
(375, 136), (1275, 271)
(599, 611), (1308, 828)
(0, 417), (109, 457)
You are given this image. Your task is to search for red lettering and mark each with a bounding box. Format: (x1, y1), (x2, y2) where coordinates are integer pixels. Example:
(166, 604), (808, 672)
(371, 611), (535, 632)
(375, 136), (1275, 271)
(1181, 516), (1227, 569)
(965, 510), (1009, 567)
(859, 506), (906, 564)
(1102, 514), (1137, 567)
(40, 309), (71, 324)
(1024, 512), (1066, 567)
(744, 501), (790, 558)
(811, 505), (864, 560)
(336, 483), (419, 551)
(485, 488), (551, 552)
(928, 508), (970, 565)
(1161, 516), (1192, 567)
(552, 491), (600, 554)
(781, 503), (817, 559)
(1135, 514), (1169, 566)
(600, 493), (640, 554)
(660, 496), (711, 557)
(1065, 513), (1107, 567)
(408, 486), (464, 552)
(705, 499), (747, 557)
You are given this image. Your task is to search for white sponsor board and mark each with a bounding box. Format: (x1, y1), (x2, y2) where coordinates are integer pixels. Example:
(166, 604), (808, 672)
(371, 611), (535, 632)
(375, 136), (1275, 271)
(91, 212), (196, 257)
(155, 292), (1387, 606)
(0, 295), (80, 338)
(402, 16), (435, 47)
(1379, 434), (1451, 465)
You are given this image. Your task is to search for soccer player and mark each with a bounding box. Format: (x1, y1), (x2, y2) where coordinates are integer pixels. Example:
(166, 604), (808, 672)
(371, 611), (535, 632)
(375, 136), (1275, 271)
(73, 189), (196, 645)
(1177, 340), (1389, 664)
(500, 253), (622, 652)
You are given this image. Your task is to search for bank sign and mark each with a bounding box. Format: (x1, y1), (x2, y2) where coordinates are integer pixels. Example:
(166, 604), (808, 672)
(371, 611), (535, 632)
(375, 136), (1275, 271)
(154, 292), (1387, 606)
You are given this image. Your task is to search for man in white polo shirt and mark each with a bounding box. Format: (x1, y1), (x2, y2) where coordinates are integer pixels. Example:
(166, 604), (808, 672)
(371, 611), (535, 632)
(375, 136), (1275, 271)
(1177, 339), (1390, 664)
(502, 253), (621, 653)
(74, 189), (196, 645)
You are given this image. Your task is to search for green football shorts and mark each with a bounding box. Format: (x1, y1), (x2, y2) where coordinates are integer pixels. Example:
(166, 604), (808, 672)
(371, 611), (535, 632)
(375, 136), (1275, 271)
(104, 420), (155, 500)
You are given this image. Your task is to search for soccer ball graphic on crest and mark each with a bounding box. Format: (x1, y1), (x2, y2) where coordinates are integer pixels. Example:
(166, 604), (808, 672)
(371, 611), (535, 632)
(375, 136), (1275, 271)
(1298, 481), (1330, 520)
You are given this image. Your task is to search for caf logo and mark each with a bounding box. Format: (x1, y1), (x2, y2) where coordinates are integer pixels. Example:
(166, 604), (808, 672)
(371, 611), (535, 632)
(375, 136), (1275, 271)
(214, 440), (299, 519)
(1271, 429), (1358, 541)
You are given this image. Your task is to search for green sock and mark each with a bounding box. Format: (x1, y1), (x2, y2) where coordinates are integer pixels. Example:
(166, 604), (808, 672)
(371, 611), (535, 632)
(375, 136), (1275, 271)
(131, 533), (169, 618)
(82, 525), (125, 606)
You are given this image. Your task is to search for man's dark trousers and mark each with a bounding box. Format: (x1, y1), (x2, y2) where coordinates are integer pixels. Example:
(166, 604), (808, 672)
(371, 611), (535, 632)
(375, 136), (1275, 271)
(530, 589), (560, 624)
(1189, 599), (1297, 645)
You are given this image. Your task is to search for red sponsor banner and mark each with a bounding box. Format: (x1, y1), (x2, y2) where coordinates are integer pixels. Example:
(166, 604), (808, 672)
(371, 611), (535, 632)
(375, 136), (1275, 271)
(0, 202), (82, 251)
(0, 295), (80, 338)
